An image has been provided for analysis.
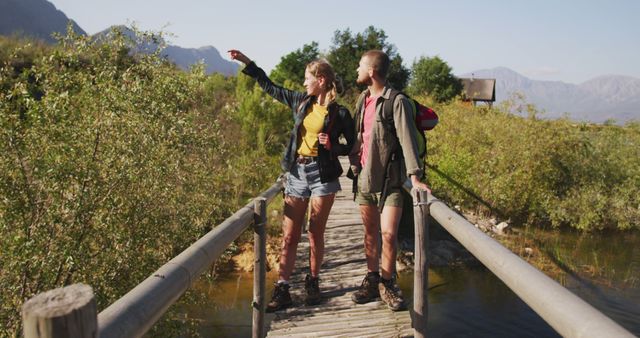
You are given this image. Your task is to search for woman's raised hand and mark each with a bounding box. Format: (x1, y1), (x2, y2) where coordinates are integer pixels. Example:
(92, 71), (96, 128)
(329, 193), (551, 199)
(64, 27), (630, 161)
(228, 49), (251, 65)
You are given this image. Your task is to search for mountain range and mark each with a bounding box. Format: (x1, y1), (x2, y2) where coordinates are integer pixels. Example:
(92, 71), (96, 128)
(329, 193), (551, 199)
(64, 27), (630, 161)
(0, 0), (238, 76)
(0, 0), (86, 43)
(94, 25), (238, 76)
(1, 0), (638, 123)
(460, 67), (640, 123)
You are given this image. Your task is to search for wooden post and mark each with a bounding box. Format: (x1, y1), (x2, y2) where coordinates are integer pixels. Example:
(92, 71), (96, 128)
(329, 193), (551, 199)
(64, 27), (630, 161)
(253, 197), (267, 338)
(22, 283), (97, 338)
(412, 189), (429, 338)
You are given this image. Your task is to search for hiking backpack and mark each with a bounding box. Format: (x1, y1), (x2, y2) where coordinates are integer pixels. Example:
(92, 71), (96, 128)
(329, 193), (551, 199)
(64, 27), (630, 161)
(381, 90), (438, 168)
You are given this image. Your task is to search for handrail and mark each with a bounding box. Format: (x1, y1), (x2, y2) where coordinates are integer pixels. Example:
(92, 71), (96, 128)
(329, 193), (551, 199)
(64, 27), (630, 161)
(97, 178), (283, 338)
(403, 182), (635, 338)
(21, 174), (635, 338)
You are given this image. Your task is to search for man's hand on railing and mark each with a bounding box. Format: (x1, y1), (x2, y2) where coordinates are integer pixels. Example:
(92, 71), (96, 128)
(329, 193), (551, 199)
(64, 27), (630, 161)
(411, 175), (431, 194)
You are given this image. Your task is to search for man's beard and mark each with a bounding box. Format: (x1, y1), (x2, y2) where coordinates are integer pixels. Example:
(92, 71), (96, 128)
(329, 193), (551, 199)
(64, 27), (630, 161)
(356, 76), (372, 86)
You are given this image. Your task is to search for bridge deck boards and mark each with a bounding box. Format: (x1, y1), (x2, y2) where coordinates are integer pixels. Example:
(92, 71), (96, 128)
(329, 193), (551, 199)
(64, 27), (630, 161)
(266, 159), (413, 337)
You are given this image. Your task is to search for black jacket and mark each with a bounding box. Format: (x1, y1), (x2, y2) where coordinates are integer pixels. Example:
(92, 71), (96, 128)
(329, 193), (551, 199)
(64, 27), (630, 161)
(242, 62), (355, 183)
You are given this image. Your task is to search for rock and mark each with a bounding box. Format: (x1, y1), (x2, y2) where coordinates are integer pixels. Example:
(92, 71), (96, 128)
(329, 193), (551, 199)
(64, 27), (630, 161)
(475, 223), (489, 232)
(493, 221), (510, 235)
(399, 238), (481, 268)
(496, 221), (509, 232)
(396, 258), (409, 272)
(524, 247), (534, 256)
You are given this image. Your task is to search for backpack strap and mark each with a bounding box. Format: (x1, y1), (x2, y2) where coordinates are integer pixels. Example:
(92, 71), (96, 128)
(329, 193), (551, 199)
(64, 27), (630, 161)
(381, 89), (402, 137)
(382, 90), (426, 159)
(378, 89), (403, 213)
(382, 89), (409, 161)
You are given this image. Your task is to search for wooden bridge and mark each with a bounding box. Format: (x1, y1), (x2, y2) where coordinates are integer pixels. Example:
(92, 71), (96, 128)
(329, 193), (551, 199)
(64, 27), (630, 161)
(21, 159), (634, 338)
(265, 166), (413, 337)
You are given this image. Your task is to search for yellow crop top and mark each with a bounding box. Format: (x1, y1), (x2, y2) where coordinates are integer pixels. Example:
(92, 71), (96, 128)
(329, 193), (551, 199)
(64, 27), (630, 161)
(297, 103), (328, 157)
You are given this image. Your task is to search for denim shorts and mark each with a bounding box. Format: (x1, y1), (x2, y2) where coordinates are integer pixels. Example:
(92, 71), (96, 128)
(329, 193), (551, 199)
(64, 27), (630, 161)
(284, 161), (341, 198)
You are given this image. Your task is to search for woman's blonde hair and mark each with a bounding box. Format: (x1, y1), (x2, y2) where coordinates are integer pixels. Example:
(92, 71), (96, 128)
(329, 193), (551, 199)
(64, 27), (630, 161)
(306, 59), (343, 104)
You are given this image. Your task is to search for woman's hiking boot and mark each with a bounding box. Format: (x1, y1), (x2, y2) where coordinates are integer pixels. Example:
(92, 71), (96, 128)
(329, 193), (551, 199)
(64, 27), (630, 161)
(378, 277), (406, 311)
(266, 282), (292, 312)
(351, 271), (380, 304)
(304, 274), (321, 305)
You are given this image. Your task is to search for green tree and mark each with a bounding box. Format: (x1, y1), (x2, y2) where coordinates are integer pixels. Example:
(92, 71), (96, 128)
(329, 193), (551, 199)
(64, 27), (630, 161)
(234, 65), (290, 154)
(409, 56), (462, 103)
(327, 26), (410, 94)
(269, 42), (319, 90)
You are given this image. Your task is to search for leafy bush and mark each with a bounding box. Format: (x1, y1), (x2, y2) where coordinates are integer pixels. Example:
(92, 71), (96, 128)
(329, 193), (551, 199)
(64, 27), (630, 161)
(232, 64), (293, 156)
(426, 98), (640, 231)
(0, 28), (281, 335)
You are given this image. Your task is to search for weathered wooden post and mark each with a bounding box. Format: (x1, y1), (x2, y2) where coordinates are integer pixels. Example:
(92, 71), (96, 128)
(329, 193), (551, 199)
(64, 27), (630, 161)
(22, 283), (97, 338)
(253, 197), (267, 338)
(412, 189), (429, 338)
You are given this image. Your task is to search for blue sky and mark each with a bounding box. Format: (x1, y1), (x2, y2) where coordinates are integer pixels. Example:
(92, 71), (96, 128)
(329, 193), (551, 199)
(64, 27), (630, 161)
(48, 0), (640, 84)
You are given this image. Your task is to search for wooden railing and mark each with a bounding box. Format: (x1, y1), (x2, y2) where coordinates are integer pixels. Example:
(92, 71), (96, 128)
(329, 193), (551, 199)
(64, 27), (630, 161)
(410, 188), (430, 338)
(21, 178), (283, 338)
(21, 176), (636, 338)
(403, 183), (635, 338)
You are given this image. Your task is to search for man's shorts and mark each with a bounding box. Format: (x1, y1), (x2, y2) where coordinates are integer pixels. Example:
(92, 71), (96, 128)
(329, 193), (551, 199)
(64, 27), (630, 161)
(284, 160), (341, 198)
(355, 188), (404, 207)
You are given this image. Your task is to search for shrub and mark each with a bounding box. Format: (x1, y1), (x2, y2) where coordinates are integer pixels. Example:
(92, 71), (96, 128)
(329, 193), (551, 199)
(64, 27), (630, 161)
(0, 28), (281, 336)
(425, 98), (640, 231)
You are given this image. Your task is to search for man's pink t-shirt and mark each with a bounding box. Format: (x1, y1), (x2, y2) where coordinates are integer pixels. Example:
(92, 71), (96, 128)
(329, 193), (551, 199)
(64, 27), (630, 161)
(360, 95), (379, 167)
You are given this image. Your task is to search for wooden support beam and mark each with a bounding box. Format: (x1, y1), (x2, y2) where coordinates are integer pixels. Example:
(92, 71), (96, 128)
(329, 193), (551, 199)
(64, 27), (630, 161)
(22, 283), (97, 338)
(412, 189), (429, 338)
(253, 197), (267, 338)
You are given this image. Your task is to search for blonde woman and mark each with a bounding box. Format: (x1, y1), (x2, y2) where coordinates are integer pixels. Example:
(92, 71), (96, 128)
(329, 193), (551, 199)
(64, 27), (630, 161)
(229, 50), (355, 311)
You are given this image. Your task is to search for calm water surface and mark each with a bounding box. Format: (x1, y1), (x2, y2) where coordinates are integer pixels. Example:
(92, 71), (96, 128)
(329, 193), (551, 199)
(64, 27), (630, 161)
(184, 230), (640, 337)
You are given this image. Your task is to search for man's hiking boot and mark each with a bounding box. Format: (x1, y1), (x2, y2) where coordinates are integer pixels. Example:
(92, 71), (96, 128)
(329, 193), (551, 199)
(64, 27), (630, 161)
(266, 282), (292, 312)
(304, 274), (321, 305)
(351, 271), (380, 304)
(379, 277), (406, 311)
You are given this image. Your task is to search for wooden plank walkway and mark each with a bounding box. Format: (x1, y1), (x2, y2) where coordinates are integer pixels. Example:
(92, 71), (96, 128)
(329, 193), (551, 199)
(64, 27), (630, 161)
(265, 158), (413, 337)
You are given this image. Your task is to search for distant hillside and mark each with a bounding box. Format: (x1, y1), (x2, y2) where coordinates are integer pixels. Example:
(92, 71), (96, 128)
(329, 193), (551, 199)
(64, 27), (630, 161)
(461, 67), (640, 123)
(163, 45), (238, 76)
(95, 26), (239, 76)
(0, 0), (86, 43)
(0, 1), (237, 76)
